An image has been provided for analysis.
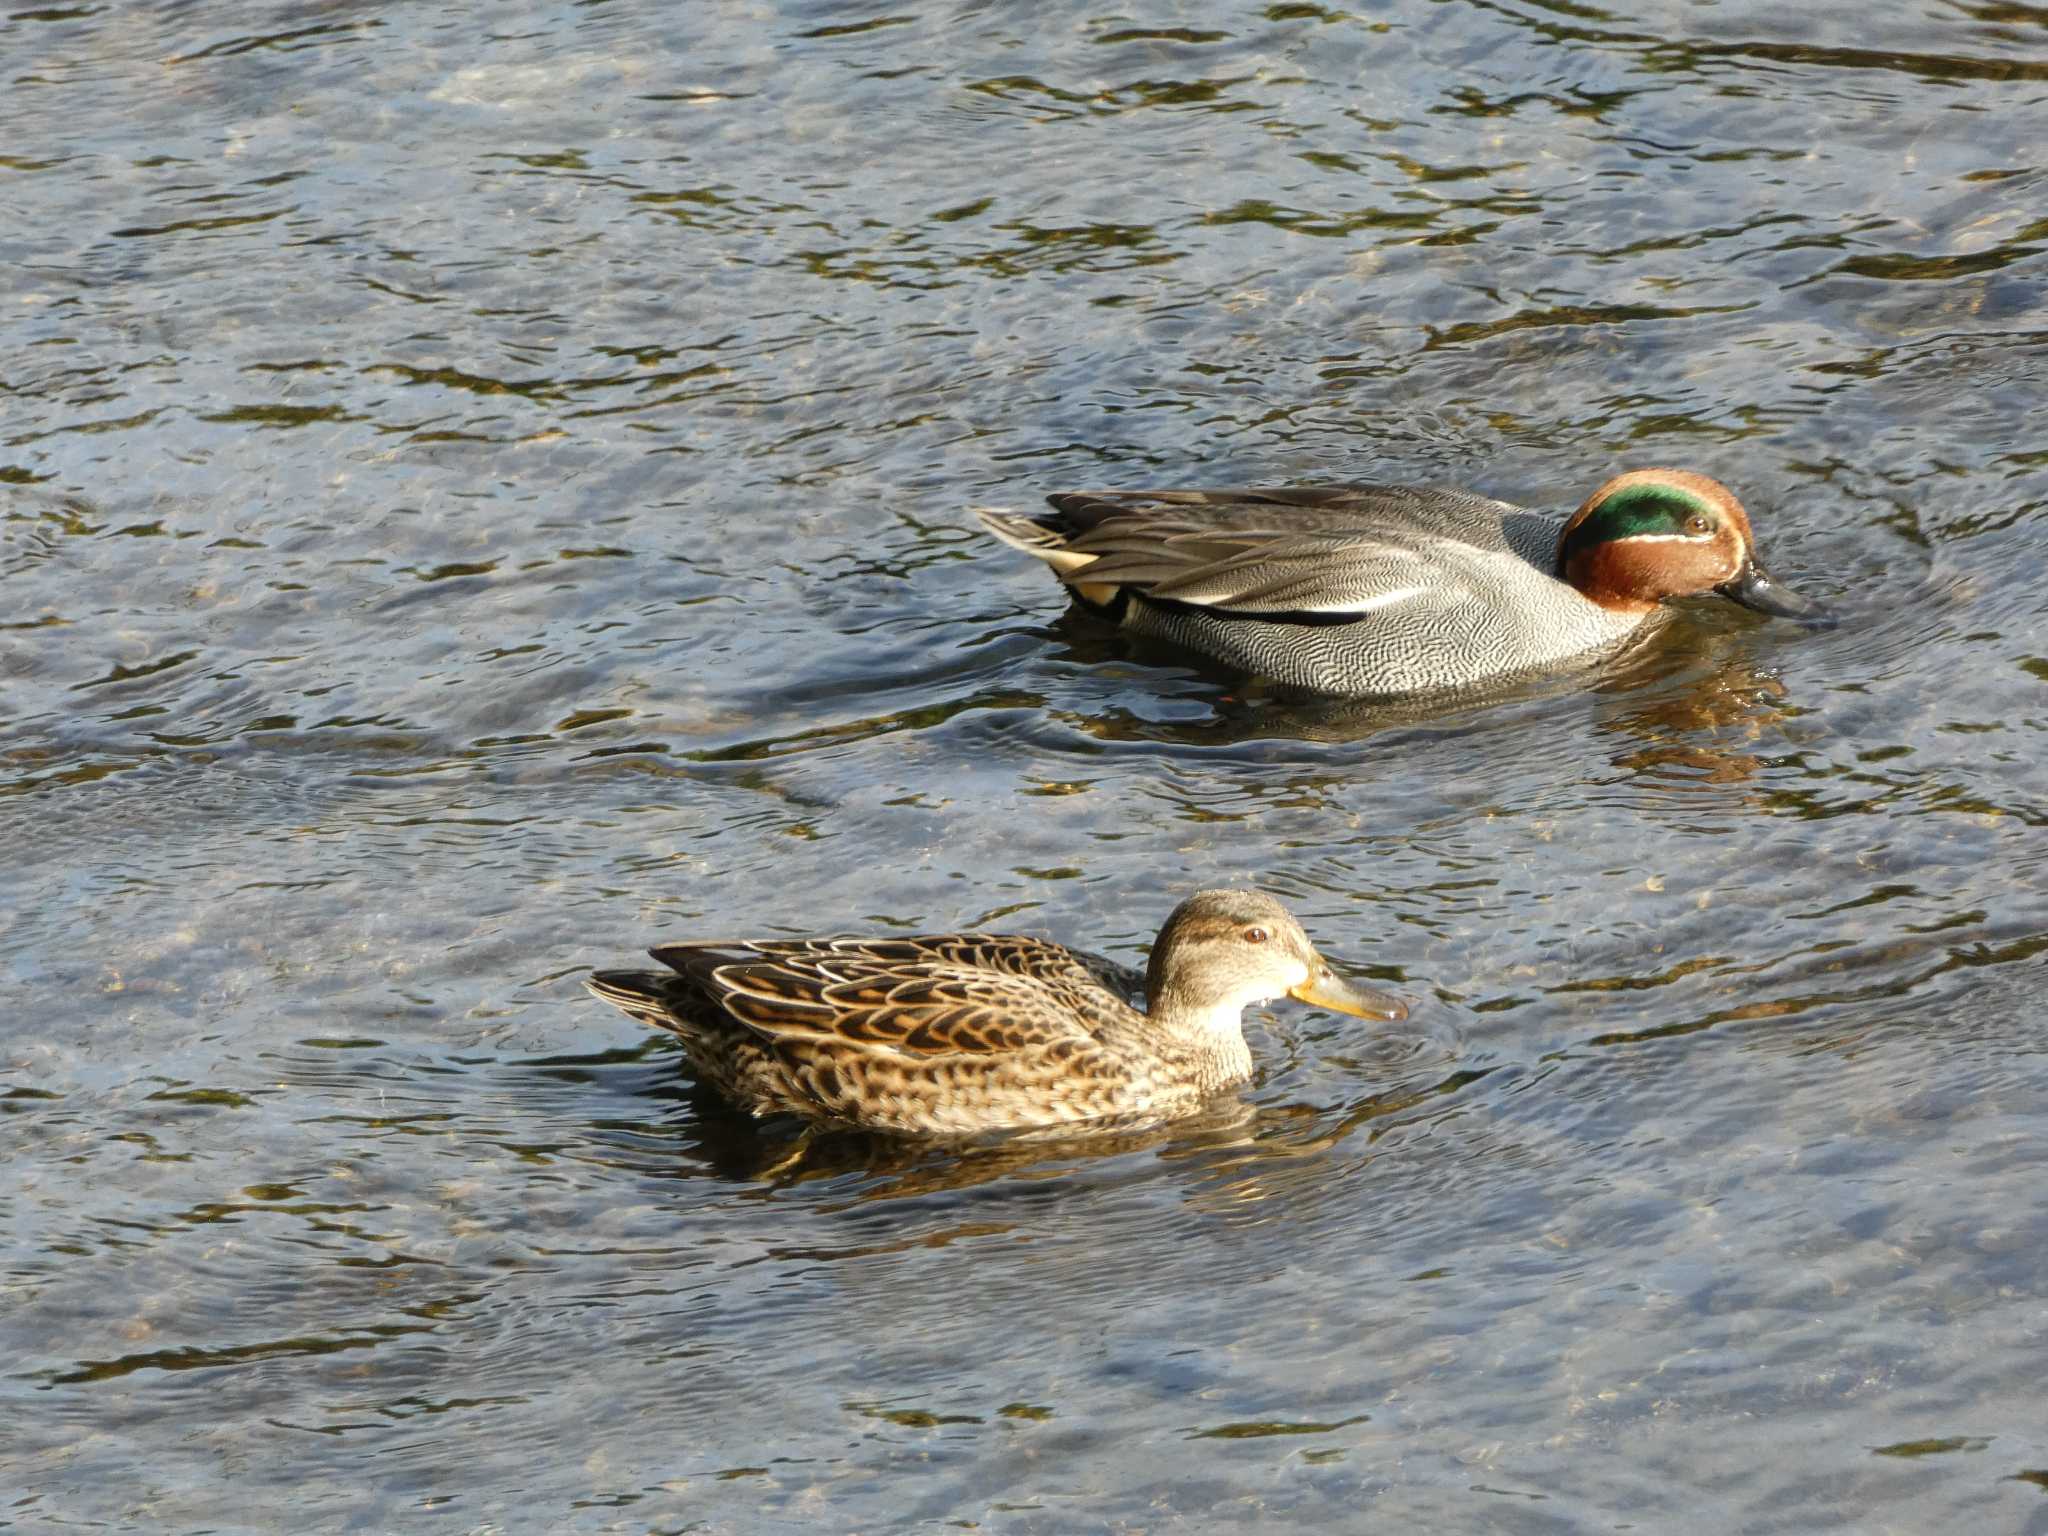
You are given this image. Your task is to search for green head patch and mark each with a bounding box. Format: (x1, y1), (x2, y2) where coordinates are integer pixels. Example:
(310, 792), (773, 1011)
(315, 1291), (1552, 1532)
(1556, 482), (1715, 576)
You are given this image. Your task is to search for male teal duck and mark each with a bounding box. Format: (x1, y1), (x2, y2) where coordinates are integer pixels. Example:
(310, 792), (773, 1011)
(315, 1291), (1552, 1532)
(979, 468), (1833, 696)
(587, 890), (1407, 1136)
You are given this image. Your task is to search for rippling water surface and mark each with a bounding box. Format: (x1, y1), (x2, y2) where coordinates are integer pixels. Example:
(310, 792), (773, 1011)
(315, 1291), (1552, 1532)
(5, 1), (2048, 1530)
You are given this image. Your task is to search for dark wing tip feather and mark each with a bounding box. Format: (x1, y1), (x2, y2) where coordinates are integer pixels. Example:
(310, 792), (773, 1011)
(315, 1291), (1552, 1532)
(586, 969), (674, 1011)
(648, 940), (756, 976)
(590, 967), (658, 992)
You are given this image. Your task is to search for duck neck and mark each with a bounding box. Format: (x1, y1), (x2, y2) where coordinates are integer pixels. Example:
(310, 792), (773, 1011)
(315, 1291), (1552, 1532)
(1143, 985), (1257, 1078)
(1560, 542), (1664, 615)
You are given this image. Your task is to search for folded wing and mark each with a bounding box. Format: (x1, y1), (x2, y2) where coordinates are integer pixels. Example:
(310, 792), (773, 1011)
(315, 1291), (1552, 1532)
(982, 485), (1520, 620)
(650, 934), (1121, 1058)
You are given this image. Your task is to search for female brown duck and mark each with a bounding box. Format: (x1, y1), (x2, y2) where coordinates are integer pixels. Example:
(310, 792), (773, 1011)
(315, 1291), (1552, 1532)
(588, 890), (1406, 1136)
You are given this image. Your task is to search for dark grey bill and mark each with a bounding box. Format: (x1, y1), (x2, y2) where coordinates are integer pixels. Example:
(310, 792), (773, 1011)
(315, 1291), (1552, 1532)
(1718, 559), (1836, 628)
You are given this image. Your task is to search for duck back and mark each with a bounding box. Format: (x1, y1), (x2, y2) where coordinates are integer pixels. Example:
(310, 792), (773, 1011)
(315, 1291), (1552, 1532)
(991, 486), (1647, 696)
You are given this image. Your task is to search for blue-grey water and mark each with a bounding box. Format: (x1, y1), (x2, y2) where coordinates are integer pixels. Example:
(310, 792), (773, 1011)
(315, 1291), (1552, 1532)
(4, 2), (2047, 1531)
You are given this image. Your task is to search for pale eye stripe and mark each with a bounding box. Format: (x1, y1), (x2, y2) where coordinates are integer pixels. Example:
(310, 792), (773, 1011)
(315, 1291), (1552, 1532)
(1612, 531), (1714, 544)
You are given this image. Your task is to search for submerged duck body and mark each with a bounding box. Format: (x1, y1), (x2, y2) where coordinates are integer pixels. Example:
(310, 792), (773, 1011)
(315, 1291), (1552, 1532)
(980, 469), (1832, 697)
(587, 890), (1406, 1137)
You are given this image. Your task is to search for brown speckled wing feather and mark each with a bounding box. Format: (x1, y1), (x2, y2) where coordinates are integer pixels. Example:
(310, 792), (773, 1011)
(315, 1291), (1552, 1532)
(649, 933), (1123, 1058)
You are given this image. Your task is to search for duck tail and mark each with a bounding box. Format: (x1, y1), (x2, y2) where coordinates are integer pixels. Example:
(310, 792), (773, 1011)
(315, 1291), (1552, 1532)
(585, 970), (686, 1034)
(977, 506), (1071, 556)
(976, 507), (1121, 607)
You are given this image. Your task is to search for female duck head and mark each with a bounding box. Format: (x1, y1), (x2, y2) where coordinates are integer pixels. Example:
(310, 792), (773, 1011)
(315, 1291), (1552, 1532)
(1555, 469), (1834, 625)
(1143, 890), (1407, 1031)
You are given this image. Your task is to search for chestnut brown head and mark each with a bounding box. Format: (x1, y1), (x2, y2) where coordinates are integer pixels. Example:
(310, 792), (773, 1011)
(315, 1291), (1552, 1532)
(1556, 469), (1832, 625)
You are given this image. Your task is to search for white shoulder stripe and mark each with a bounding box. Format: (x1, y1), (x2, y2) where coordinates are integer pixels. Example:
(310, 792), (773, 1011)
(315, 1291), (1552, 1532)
(1303, 585), (1425, 614)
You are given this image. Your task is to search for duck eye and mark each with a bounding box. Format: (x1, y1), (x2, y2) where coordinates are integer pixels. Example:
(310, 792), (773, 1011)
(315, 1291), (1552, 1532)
(1242, 926), (1269, 945)
(1687, 514), (1710, 534)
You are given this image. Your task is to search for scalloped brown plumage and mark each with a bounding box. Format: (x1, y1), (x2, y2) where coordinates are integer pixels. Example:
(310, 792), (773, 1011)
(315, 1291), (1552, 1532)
(587, 891), (1407, 1136)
